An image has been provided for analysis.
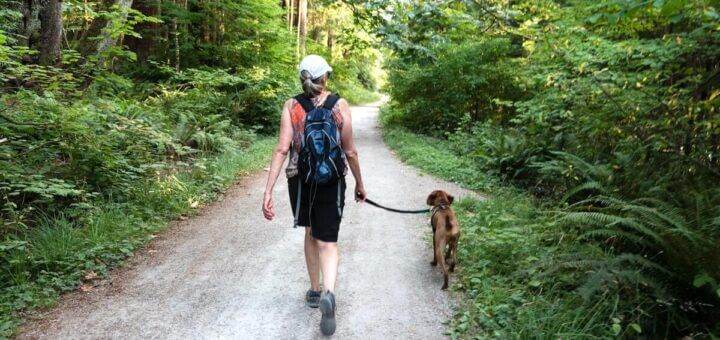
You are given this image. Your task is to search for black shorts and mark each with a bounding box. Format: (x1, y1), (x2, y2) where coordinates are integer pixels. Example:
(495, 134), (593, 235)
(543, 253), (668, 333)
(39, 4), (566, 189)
(288, 176), (346, 242)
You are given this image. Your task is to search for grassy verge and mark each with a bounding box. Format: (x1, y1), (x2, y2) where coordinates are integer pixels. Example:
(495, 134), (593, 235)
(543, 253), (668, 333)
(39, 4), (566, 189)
(382, 125), (616, 338)
(382, 127), (491, 191)
(0, 137), (274, 337)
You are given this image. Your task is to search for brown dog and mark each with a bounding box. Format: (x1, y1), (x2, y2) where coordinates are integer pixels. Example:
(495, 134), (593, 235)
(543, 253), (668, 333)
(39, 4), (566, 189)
(427, 190), (461, 290)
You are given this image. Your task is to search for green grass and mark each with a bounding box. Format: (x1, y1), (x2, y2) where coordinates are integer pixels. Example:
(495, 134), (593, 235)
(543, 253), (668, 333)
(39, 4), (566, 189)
(381, 123), (618, 338)
(0, 137), (274, 338)
(382, 125), (492, 191)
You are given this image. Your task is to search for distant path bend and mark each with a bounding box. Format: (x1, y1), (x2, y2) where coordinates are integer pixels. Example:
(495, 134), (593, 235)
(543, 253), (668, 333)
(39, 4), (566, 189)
(20, 102), (475, 339)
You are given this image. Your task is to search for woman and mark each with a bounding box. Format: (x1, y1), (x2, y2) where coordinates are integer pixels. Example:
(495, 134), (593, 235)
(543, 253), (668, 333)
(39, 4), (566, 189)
(262, 54), (366, 336)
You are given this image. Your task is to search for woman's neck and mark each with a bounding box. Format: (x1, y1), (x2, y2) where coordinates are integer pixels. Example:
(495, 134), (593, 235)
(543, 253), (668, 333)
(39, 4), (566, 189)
(311, 91), (330, 104)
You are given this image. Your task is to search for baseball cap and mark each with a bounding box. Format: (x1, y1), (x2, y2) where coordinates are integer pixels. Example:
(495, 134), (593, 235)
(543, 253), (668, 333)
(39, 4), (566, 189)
(299, 55), (333, 80)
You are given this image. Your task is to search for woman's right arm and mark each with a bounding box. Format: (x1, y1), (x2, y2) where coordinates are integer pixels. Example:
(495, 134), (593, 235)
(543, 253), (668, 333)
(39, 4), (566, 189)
(262, 100), (294, 221)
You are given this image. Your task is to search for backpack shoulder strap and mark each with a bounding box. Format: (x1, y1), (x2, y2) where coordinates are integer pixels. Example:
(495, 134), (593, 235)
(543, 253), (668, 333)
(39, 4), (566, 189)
(294, 94), (315, 113)
(322, 94), (341, 110)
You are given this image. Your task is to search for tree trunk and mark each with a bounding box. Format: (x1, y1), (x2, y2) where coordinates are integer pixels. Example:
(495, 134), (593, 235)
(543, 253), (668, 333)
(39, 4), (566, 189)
(288, 0), (294, 34)
(21, 0), (41, 49)
(76, 0), (114, 55)
(327, 27), (334, 61)
(96, 0), (134, 56)
(125, 0), (159, 63)
(39, 0), (63, 65)
(297, 0), (307, 58)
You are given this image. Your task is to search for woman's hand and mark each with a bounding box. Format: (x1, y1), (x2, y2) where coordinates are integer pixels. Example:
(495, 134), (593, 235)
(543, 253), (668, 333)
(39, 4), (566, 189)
(355, 184), (367, 203)
(262, 192), (275, 220)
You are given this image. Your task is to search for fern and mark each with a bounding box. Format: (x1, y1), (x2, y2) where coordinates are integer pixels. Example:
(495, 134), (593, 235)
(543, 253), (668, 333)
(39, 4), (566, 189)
(562, 181), (608, 203)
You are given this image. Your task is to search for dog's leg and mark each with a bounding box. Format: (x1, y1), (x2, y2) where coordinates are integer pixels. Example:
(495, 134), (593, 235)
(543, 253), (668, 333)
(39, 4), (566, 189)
(430, 229), (438, 266)
(436, 238), (448, 290)
(449, 239), (458, 272)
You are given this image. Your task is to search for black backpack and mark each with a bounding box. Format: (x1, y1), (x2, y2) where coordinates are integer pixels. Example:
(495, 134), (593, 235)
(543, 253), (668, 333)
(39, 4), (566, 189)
(292, 93), (346, 227)
(294, 93), (345, 185)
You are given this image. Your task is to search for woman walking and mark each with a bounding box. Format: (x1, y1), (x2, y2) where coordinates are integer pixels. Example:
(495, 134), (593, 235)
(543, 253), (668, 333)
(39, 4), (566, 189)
(262, 54), (366, 336)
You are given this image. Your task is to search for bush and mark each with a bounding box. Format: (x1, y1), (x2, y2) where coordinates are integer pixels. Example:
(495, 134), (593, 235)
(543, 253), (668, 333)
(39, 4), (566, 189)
(384, 39), (524, 135)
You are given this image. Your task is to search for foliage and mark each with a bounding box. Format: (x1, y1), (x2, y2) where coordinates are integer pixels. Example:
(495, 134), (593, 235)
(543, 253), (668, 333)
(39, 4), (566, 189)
(0, 0), (380, 335)
(305, 1), (383, 104)
(0, 138), (274, 338)
(384, 39), (523, 135)
(374, 0), (720, 336)
(381, 123), (492, 191)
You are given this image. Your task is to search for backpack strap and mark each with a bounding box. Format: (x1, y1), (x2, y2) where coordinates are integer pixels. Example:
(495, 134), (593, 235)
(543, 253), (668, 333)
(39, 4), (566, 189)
(294, 94), (316, 113)
(323, 94), (341, 110)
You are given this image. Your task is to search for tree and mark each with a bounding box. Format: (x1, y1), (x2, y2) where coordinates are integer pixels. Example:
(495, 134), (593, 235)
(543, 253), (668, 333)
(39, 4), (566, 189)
(38, 0), (62, 65)
(296, 0), (307, 57)
(125, 0), (159, 63)
(96, 0), (134, 57)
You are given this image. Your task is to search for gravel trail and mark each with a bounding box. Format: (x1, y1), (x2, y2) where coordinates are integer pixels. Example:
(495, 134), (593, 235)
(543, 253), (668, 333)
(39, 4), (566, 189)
(19, 103), (476, 339)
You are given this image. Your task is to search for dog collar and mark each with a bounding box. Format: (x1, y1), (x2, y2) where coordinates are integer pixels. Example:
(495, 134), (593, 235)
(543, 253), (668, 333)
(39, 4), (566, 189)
(430, 204), (447, 219)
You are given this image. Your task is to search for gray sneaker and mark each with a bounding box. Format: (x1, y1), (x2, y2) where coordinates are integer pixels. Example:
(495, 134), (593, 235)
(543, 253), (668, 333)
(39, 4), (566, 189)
(306, 289), (321, 308)
(319, 291), (336, 335)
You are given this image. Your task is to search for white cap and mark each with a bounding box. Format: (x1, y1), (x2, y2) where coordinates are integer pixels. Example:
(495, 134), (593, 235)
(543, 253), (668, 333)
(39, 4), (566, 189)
(299, 55), (332, 79)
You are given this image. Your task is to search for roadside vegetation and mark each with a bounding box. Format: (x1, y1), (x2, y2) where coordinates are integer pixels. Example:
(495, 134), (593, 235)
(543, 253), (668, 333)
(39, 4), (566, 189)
(372, 0), (720, 338)
(0, 0), (379, 336)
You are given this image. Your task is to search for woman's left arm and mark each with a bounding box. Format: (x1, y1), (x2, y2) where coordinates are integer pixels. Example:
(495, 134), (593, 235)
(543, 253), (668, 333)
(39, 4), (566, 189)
(262, 100), (293, 220)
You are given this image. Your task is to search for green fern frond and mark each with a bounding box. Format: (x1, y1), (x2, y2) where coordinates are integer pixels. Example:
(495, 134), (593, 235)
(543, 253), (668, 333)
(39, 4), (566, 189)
(562, 181), (608, 203)
(558, 211), (624, 228)
(580, 228), (653, 248)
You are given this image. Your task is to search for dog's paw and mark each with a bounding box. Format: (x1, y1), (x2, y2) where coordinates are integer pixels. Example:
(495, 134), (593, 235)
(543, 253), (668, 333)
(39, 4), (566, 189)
(430, 261), (437, 266)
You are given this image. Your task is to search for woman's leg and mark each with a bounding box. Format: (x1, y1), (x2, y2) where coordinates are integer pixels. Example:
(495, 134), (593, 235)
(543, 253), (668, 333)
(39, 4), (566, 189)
(304, 227), (321, 291)
(316, 240), (339, 292)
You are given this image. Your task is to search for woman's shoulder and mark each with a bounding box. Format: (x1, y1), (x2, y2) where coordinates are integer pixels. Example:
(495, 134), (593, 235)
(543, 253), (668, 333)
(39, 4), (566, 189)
(334, 97), (350, 113)
(284, 98), (297, 108)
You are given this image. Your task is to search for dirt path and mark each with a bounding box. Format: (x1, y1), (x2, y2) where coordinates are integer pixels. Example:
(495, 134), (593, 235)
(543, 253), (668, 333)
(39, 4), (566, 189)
(19, 103), (475, 339)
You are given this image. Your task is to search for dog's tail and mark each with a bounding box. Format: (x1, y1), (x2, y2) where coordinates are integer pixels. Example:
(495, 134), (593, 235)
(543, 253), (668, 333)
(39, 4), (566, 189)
(445, 214), (452, 231)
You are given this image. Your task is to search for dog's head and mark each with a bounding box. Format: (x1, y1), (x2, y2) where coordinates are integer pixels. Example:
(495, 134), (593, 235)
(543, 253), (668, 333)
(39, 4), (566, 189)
(426, 190), (454, 207)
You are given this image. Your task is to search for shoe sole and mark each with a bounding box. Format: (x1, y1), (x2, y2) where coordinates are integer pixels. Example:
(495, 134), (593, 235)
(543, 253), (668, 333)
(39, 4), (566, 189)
(319, 297), (336, 335)
(306, 300), (319, 308)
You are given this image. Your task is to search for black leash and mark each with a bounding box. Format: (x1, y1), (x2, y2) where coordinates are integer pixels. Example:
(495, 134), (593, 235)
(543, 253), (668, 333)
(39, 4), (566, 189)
(364, 198), (430, 214)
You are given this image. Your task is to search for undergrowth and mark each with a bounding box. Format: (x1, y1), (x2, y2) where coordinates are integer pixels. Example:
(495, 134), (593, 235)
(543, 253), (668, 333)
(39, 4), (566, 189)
(0, 138), (273, 337)
(381, 122), (717, 338)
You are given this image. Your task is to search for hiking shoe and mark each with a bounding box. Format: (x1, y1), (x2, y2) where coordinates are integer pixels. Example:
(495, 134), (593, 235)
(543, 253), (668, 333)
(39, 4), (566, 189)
(306, 289), (321, 308)
(319, 291), (336, 335)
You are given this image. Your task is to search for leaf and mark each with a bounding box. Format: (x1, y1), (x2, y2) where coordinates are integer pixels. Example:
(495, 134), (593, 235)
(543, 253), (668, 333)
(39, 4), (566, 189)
(693, 273), (716, 288)
(586, 13), (603, 24)
(612, 323), (622, 335)
(660, 0), (684, 17)
(629, 323), (642, 333)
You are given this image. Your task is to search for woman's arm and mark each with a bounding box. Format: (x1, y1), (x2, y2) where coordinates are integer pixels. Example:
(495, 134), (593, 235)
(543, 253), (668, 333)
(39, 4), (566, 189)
(262, 100), (294, 220)
(338, 99), (366, 202)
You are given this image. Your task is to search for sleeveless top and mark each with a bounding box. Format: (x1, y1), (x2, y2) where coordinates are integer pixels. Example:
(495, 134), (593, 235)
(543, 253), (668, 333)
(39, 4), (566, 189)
(286, 95), (345, 178)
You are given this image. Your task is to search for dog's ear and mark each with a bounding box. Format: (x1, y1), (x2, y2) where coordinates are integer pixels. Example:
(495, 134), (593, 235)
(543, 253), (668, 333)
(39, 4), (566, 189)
(426, 192), (436, 206)
(447, 193), (454, 204)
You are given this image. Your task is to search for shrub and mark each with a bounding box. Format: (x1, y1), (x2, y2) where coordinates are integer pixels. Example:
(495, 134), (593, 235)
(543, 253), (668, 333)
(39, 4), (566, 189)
(384, 39), (524, 135)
